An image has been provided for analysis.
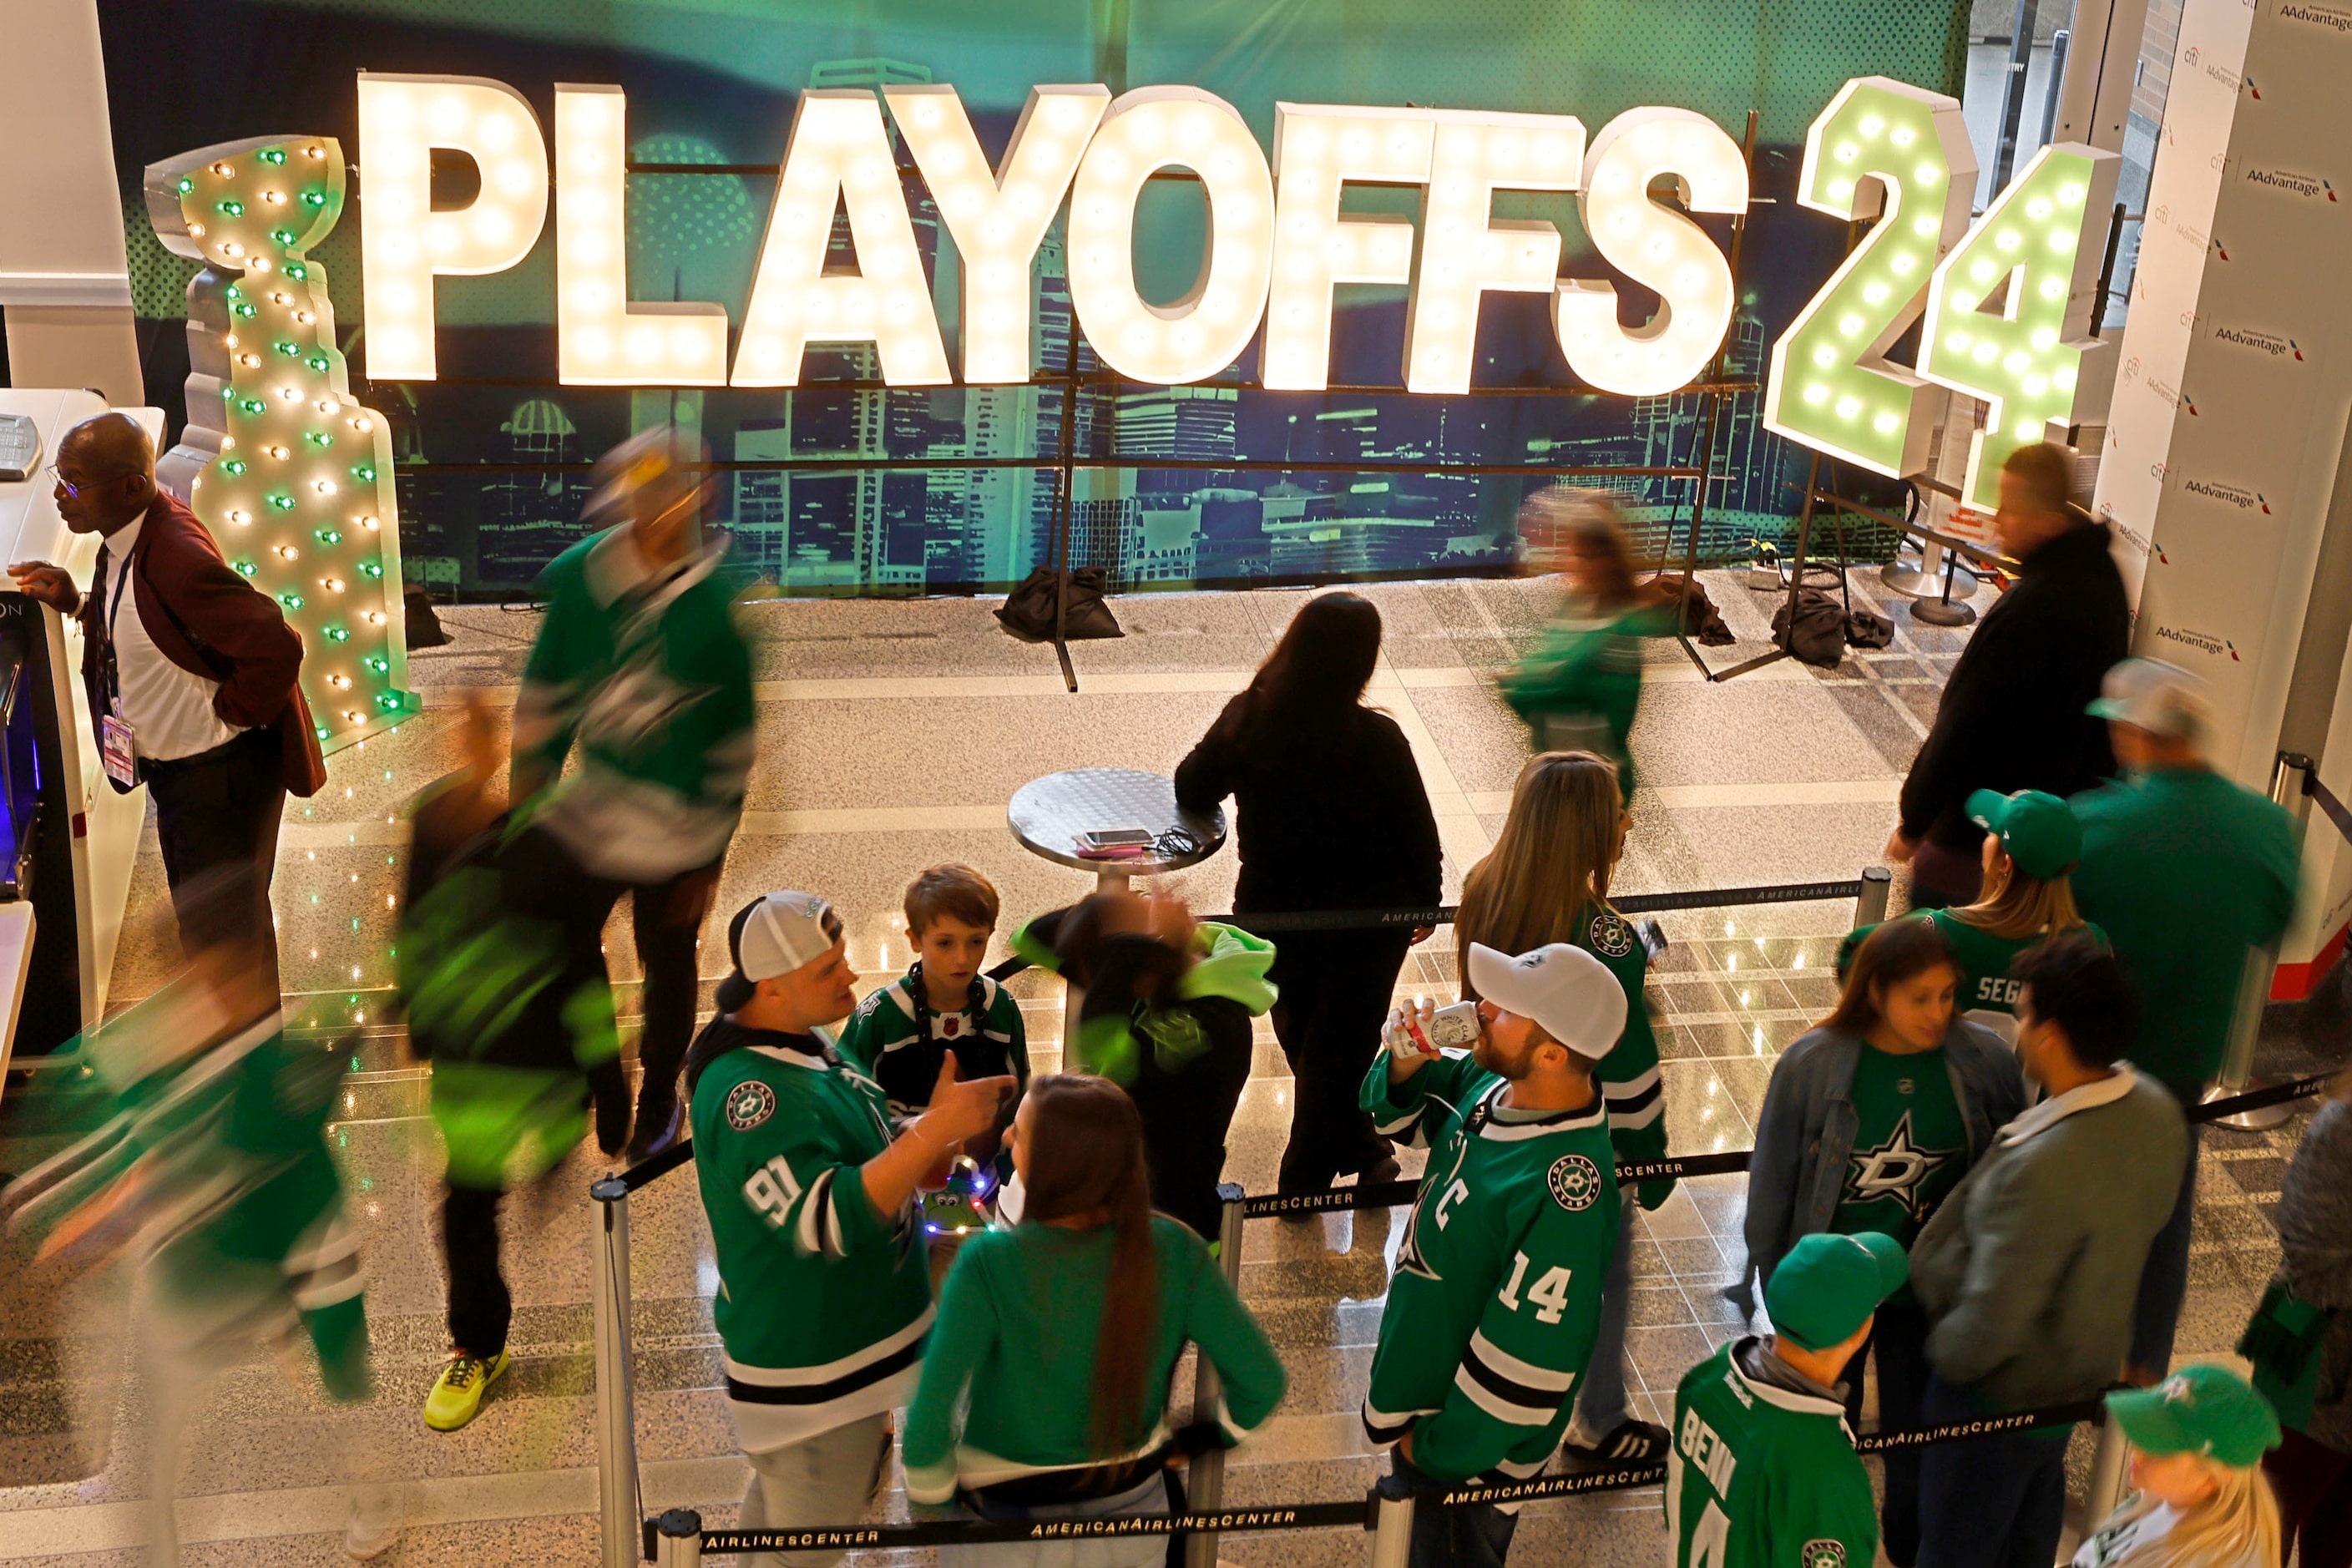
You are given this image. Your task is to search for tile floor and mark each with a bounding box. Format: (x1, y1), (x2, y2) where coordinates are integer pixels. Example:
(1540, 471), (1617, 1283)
(0, 566), (2336, 1567)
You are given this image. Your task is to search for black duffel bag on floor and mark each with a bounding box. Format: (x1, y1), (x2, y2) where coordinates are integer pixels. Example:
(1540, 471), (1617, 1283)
(995, 565), (1125, 641)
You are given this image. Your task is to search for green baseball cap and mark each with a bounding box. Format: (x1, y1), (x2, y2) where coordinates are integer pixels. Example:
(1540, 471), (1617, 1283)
(1767, 1232), (1909, 1352)
(1965, 788), (2082, 881)
(2105, 1364), (2281, 1469)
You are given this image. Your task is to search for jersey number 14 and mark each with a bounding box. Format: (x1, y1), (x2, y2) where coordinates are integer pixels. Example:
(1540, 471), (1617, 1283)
(1497, 1251), (1576, 1323)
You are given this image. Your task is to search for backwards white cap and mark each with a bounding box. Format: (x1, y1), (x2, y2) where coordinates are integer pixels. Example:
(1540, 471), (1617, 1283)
(1464, 942), (1626, 1058)
(729, 891), (843, 983)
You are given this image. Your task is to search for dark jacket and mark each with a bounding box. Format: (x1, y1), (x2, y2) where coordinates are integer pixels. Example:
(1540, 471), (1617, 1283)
(78, 489), (327, 797)
(2271, 1098), (2352, 1452)
(1174, 696), (1441, 913)
(1741, 1017), (2028, 1297)
(1898, 520), (2127, 850)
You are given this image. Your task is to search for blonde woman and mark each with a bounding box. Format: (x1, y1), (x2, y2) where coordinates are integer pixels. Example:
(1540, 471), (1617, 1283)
(2075, 1365), (2281, 1568)
(1454, 750), (1668, 1468)
(1840, 787), (2104, 1037)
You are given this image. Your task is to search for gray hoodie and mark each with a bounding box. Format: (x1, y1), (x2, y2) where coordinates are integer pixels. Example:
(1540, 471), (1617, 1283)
(1909, 1067), (2186, 1412)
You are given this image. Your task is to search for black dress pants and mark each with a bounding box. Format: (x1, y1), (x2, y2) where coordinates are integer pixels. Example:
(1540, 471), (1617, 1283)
(442, 1184), (509, 1358)
(1267, 928), (1412, 1191)
(501, 823), (716, 1109)
(145, 726), (285, 987)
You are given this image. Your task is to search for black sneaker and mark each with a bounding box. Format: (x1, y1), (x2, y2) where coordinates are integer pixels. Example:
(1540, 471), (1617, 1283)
(624, 1094), (685, 1166)
(1561, 1419), (1672, 1468)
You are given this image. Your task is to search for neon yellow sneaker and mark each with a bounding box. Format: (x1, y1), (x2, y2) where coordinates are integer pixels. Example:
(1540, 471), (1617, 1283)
(422, 1349), (509, 1431)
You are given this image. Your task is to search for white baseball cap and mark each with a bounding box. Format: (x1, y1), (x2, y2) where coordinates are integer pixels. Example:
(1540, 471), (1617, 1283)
(2086, 656), (2208, 746)
(1465, 942), (1626, 1059)
(728, 891), (844, 983)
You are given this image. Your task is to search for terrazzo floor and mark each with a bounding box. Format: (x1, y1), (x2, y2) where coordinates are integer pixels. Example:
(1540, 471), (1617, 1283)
(0, 565), (2337, 1568)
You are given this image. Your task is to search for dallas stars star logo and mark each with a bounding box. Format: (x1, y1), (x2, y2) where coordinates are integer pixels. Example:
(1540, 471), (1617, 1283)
(1844, 1111), (1954, 1219)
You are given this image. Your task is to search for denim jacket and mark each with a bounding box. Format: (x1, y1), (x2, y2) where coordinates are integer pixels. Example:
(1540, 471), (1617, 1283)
(1739, 1019), (2028, 1301)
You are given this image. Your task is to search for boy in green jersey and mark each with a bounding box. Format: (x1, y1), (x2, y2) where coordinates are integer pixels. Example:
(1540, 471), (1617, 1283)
(686, 890), (1015, 1567)
(1361, 941), (1629, 1568)
(1669, 1231), (1909, 1568)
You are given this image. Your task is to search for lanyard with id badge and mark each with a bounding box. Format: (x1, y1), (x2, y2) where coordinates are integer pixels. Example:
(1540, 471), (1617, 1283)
(99, 549), (139, 787)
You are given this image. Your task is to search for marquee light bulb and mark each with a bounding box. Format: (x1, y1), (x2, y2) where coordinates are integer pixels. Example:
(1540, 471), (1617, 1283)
(1919, 140), (2120, 506)
(1554, 106), (1745, 397)
(357, 73), (548, 380)
(885, 83), (1109, 385)
(554, 85), (728, 386)
(1404, 108), (1586, 394)
(1763, 76), (1977, 479)
(1261, 104), (1434, 390)
(1064, 86), (1277, 387)
(733, 89), (952, 387)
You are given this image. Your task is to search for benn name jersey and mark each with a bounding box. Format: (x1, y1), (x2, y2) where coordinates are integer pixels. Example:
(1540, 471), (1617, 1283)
(1669, 1339), (1878, 1568)
(1358, 1050), (1623, 1485)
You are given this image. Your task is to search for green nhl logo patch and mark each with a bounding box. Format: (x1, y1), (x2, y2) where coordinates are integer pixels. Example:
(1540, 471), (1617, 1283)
(1589, 913), (1636, 959)
(726, 1080), (777, 1131)
(1547, 1153), (1603, 1211)
(1802, 1540), (1847, 1568)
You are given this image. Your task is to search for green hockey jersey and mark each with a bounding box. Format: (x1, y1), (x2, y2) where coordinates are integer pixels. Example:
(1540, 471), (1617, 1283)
(1358, 1050), (1622, 1485)
(686, 1017), (933, 1454)
(1839, 910), (2108, 1025)
(835, 969), (1029, 1120)
(1668, 1339), (1878, 1568)
(1581, 904), (1672, 1208)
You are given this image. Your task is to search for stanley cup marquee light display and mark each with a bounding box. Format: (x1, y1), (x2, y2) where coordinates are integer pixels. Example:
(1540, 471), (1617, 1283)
(146, 135), (411, 756)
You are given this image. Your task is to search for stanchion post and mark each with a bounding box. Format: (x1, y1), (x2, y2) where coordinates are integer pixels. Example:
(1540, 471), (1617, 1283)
(2206, 753), (2313, 1131)
(1368, 1475), (1417, 1568)
(591, 1176), (643, 1568)
(1182, 1184), (1249, 1568)
(652, 1510), (702, 1568)
(2083, 1412), (2128, 1535)
(1852, 866), (1891, 929)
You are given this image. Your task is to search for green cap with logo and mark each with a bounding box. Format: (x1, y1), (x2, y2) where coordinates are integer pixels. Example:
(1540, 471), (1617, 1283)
(1767, 1231), (1909, 1351)
(2104, 1363), (2281, 1469)
(1965, 788), (2082, 881)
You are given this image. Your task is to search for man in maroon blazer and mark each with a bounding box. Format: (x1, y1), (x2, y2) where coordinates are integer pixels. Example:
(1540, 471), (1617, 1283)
(10, 412), (325, 981)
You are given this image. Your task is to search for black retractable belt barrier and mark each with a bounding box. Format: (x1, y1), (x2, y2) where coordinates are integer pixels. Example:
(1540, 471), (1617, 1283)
(700, 1501), (1372, 1553)
(2188, 1070), (2336, 1124)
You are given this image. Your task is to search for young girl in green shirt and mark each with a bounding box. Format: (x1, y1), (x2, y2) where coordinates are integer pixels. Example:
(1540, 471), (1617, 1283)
(903, 1075), (1287, 1567)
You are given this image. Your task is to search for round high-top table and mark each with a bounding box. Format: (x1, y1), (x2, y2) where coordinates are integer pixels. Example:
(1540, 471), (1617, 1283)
(1006, 767), (1227, 1045)
(1007, 767), (1227, 891)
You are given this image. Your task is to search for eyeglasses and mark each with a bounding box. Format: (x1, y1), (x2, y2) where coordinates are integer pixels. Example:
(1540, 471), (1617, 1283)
(46, 465), (133, 499)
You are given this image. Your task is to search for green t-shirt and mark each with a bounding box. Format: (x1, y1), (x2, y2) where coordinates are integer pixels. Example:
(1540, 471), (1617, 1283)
(1832, 1044), (1967, 1272)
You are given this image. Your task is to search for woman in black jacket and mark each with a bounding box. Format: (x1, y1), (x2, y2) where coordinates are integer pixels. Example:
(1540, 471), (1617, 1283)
(1175, 592), (1442, 1195)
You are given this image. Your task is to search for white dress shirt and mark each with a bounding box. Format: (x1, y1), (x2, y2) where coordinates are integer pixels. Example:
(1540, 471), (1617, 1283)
(104, 509), (247, 762)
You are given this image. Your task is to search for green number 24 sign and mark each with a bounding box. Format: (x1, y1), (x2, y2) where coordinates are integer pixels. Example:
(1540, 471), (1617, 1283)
(1763, 76), (2120, 510)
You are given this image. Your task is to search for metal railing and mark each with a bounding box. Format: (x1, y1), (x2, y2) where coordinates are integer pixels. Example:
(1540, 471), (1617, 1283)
(585, 862), (2335, 1565)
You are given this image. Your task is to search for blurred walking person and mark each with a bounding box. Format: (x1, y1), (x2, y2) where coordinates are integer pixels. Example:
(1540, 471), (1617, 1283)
(2243, 1065), (2352, 1568)
(1499, 487), (1662, 798)
(507, 427), (756, 1162)
(1175, 591), (1439, 1196)
(1, 869), (393, 1560)
(903, 1075), (1287, 1566)
(1885, 443), (2127, 906)
(2068, 658), (2299, 1383)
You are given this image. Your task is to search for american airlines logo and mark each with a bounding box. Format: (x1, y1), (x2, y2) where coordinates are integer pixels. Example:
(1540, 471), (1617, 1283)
(2278, 2), (2352, 33)
(2213, 326), (2302, 359)
(2153, 625), (2241, 661)
(2182, 478), (2269, 513)
(2246, 167), (2328, 200)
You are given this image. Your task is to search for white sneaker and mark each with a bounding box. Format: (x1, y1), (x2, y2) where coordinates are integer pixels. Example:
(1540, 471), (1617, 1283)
(343, 1486), (402, 1560)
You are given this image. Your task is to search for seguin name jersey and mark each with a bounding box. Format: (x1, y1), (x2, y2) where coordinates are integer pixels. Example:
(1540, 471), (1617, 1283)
(1359, 1050), (1622, 1485)
(1668, 1339), (1878, 1568)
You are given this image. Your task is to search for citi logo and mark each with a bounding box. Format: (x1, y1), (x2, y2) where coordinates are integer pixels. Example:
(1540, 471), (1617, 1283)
(2247, 167), (2328, 199)
(2124, 356), (2142, 382)
(2213, 326), (2299, 359)
(2184, 46), (2202, 65)
(2182, 478), (2266, 513)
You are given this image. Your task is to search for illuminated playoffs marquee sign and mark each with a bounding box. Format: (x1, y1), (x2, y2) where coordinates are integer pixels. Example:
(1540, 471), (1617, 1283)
(356, 72), (2117, 507)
